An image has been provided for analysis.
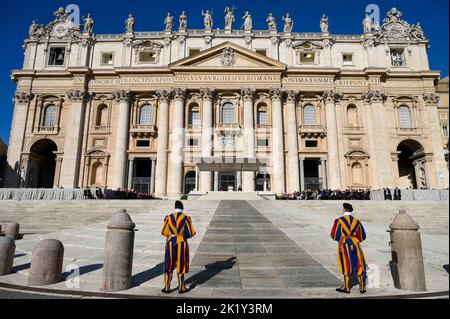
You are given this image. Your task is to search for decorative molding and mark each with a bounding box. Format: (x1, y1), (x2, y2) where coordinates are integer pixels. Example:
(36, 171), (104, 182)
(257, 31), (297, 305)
(15, 92), (33, 104)
(269, 88), (282, 101)
(112, 90), (132, 103)
(322, 90), (343, 104)
(172, 88), (186, 101)
(67, 89), (90, 102)
(284, 90), (298, 104)
(156, 90), (171, 103)
(423, 93), (440, 105)
(220, 47), (236, 67)
(200, 88), (215, 101)
(362, 90), (387, 103)
(241, 88), (255, 102)
(374, 7), (426, 42)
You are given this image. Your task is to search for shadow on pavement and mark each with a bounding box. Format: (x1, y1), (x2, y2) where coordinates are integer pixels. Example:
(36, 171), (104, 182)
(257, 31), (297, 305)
(61, 263), (103, 280)
(186, 257), (236, 290)
(132, 262), (164, 287)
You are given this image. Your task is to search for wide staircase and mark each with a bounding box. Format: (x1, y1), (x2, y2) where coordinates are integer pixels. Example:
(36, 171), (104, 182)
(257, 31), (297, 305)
(197, 191), (263, 200)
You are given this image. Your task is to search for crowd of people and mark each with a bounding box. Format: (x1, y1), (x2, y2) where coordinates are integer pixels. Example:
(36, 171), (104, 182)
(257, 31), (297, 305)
(383, 187), (402, 200)
(280, 188), (372, 200)
(83, 188), (158, 200)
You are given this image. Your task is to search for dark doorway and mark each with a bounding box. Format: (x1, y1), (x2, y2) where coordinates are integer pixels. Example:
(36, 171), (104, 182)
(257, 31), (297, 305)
(184, 171), (196, 194)
(132, 159), (151, 193)
(397, 140), (425, 189)
(29, 139), (58, 188)
(303, 159), (322, 190)
(218, 171), (236, 191)
(255, 173), (270, 191)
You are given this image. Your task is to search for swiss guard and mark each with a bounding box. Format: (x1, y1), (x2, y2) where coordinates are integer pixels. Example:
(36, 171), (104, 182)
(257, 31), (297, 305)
(330, 203), (367, 294)
(161, 200), (196, 294)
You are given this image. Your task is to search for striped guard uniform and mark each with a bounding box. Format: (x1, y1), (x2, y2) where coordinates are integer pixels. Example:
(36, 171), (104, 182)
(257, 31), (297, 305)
(330, 214), (367, 277)
(161, 210), (196, 275)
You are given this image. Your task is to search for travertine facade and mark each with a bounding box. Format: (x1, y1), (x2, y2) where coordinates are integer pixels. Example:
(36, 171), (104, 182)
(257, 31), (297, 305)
(4, 7), (449, 197)
(0, 139), (6, 187)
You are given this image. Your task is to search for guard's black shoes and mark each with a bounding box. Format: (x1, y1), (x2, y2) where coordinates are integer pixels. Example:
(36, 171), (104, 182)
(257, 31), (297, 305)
(360, 289), (367, 294)
(336, 287), (351, 294)
(179, 287), (190, 294)
(161, 288), (171, 294)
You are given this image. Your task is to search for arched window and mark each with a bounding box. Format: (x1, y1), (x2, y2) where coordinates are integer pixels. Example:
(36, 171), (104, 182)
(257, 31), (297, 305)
(43, 104), (57, 127)
(347, 105), (359, 126)
(351, 162), (363, 185)
(139, 104), (153, 125)
(398, 105), (412, 129)
(222, 102), (235, 124)
(188, 105), (200, 128)
(96, 104), (108, 126)
(90, 162), (103, 186)
(303, 104), (316, 125)
(257, 104), (268, 126)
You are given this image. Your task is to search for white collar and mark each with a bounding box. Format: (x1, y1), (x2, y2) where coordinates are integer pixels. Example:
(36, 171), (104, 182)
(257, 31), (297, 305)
(344, 212), (352, 216)
(175, 209), (183, 213)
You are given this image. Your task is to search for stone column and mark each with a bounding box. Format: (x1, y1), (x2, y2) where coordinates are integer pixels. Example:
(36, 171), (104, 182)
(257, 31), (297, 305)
(199, 88), (215, 192)
(53, 153), (63, 187)
(321, 158), (328, 189)
(285, 91), (300, 193)
(270, 88), (286, 194)
(363, 90), (394, 188)
(154, 90), (171, 197)
(214, 171), (219, 191)
(299, 157), (305, 191)
(242, 88), (256, 192)
(4, 92), (32, 187)
(167, 88), (186, 198)
(424, 94), (449, 188)
(323, 90), (342, 190)
(59, 90), (90, 188)
(150, 158), (156, 194)
(111, 90), (132, 190)
(127, 158), (134, 190)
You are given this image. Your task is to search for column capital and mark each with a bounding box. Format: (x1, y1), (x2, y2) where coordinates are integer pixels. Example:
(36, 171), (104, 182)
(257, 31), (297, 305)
(112, 90), (133, 103)
(200, 88), (216, 101)
(423, 93), (440, 105)
(156, 89), (171, 103)
(322, 90), (343, 104)
(14, 92), (33, 104)
(172, 88), (186, 101)
(284, 90), (298, 104)
(269, 88), (283, 101)
(241, 88), (256, 102)
(362, 90), (387, 104)
(67, 89), (91, 103)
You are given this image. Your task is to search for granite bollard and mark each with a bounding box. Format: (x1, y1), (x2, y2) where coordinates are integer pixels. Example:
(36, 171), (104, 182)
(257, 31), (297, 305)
(0, 237), (16, 275)
(388, 209), (426, 292)
(4, 223), (20, 240)
(27, 239), (64, 286)
(101, 209), (136, 292)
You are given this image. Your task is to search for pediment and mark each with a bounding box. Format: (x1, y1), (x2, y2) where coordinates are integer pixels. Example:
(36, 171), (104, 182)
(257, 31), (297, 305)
(170, 42), (286, 71)
(292, 41), (324, 51)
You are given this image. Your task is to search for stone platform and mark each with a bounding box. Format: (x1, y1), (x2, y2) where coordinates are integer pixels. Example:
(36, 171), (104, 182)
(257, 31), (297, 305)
(0, 199), (448, 298)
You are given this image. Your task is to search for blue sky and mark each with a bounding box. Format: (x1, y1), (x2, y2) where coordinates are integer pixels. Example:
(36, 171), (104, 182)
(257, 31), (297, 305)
(0, 0), (448, 144)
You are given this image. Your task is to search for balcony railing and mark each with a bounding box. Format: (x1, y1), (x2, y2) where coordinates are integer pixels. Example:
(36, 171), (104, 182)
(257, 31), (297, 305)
(396, 127), (421, 136)
(37, 126), (58, 134)
(344, 125), (364, 134)
(304, 177), (324, 190)
(216, 123), (242, 136)
(130, 124), (157, 138)
(92, 125), (110, 133)
(299, 125), (326, 138)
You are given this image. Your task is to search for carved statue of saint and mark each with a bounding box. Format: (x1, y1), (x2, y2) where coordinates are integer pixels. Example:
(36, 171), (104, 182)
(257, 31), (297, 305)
(164, 13), (174, 31)
(202, 9), (213, 29)
(410, 22), (425, 40)
(179, 11), (187, 30)
(242, 11), (252, 31)
(125, 14), (135, 33)
(320, 14), (329, 33)
(266, 13), (277, 32)
(282, 13), (293, 33)
(82, 13), (94, 34)
(363, 14), (372, 34)
(54, 7), (68, 21)
(29, 20), (38, 37)
(224, 6), (235, 30)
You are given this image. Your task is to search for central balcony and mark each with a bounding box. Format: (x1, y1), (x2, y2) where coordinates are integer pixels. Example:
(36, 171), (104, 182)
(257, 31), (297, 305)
(130, 124), (157, 138)
(216, 123), (242, 136)
(299, 125), (326, 138)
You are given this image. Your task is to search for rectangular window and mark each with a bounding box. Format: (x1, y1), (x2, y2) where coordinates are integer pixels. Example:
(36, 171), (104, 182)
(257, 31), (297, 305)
(189, 48), (201, 56)
(305, 140), (318, 148)
(443, 126), (449, 137)
(189, 111), (201, 127)
(391, 49), (406, 67)
(187, 138), (199, 147)
(257, 139), (269, 147)
(139, 51), (156, 63)
(300, 52), (315, 63)
(48, 47), (65, 66)
(343, 53), (353, 65)
(256, 49), (267, 56)
(101, 53), (114, 65)
(136, 140), (150, 147)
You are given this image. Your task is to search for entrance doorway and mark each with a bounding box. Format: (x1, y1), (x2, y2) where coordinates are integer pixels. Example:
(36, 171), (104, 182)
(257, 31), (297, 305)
(255, 173), (270, 191)
(28, 139), (58, 188)
(184, 171), (196, 194)
(132, 159), (152, 193)
(218, 171), (236, 191)
(304, 159), (322, 190)
(397, 139), (426, 189)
